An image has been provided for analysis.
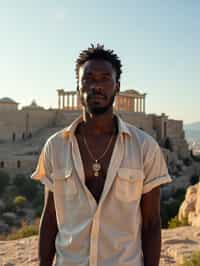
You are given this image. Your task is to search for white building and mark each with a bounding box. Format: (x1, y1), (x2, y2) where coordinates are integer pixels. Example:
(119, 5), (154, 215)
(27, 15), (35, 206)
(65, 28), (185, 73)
(0, 97), (19, 111)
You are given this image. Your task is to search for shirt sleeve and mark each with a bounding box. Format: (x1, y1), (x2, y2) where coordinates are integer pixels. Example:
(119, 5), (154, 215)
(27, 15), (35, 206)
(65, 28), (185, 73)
(30, 140), (54, 192)
(142, 139), (172, 194)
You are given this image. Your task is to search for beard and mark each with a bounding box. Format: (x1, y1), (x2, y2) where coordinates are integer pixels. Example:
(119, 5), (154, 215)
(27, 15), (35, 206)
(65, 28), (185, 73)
(81, 93), (115, 116)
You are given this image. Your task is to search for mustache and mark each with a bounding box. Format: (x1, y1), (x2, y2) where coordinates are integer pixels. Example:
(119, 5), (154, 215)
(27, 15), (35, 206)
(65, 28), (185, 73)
(87, 92), (107, 100)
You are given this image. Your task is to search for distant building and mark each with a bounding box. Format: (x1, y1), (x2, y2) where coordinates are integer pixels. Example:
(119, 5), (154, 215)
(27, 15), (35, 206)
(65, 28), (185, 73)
(0, 97), (19, 111)
(22, 100), (44, 111)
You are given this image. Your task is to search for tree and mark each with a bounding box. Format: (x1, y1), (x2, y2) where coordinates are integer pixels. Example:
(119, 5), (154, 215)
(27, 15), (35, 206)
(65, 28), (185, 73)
(13, 196), (27, 208)
(0, 170), (10, 196)
(12, 174), (39, 201)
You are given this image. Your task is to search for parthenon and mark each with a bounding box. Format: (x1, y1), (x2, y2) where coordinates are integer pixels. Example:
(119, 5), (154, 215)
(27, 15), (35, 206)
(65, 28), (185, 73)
(57, 89), (146, 113)
(115, 90), (146, 112)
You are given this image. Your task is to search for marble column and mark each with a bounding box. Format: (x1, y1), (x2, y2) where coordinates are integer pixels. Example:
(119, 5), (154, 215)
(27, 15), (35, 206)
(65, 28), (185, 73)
(61, 94), (64, 109)
(72, 94), (74, 110)
(135, 98), (138, 112)
(66, 94), (69, 109)
(58, 94), (61, 109)
(69, 94), (71, 109)
(143, 96), (146, 113)
(130, 97), (133, 111)
(132, 97), (135, 112)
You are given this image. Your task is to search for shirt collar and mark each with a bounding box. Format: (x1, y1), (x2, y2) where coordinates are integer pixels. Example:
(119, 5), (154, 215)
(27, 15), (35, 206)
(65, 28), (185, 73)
(63, 113), (131, 138)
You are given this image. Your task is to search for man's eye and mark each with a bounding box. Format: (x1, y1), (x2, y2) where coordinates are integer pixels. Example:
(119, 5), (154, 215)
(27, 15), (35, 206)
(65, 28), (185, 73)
(83, 76), (92, 81)
(102, 75), (111, 80)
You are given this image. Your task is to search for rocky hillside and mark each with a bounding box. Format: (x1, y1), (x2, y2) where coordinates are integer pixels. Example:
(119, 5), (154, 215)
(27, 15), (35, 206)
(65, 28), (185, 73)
(1, 182), (200, 266)
(0, 226), (199, 266)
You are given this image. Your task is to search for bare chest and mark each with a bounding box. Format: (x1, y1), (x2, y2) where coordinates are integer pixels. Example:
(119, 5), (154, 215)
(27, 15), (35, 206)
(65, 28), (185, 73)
(76, 134), (117, 203)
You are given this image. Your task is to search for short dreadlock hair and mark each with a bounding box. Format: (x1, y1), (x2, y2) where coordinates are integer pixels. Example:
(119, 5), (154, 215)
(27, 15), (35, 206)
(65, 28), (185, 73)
(75, 44), (122, 90)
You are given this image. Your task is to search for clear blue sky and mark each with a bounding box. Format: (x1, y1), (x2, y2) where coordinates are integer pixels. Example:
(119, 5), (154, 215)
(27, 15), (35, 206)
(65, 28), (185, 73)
(0, 0), (199, 124)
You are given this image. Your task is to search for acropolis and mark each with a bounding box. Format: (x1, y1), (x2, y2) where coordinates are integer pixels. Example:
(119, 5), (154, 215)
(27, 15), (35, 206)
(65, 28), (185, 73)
(0, 89), (190, 175)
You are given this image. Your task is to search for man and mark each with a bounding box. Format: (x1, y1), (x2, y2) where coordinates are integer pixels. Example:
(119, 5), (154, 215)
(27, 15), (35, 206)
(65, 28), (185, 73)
(31, 44), (172, 266)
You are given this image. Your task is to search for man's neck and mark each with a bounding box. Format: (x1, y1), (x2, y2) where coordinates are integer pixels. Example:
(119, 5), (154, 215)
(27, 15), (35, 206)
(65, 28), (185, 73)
(81, 109), (117, 136)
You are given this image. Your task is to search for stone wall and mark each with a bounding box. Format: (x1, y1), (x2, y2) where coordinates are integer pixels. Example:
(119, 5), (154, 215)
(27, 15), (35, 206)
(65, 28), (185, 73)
(0, 158), (37, 177)
(0, 109), (190, 171)
(0, 110), (56, 141)
(166, 119), (184, 138)
(117, 111), (156, 138)
(0, 109), (187, 143)
(165, 119), (189, 158)
(0, 103), (18, 111)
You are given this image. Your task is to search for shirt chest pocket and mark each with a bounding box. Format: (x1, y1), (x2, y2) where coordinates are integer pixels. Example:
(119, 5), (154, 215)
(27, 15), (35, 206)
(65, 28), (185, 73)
(52, 168), (78, 200)
(115, 168), (144, 202)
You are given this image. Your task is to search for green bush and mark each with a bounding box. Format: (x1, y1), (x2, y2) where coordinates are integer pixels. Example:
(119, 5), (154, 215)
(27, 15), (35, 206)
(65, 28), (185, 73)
(12, 174), (39, 201)
(13, 195), (27, 208)
(174, 188), (186, 201)
(161, 199), (182, 228)
(0, 170), (10, 196)
(168, 215), (189, 229)
(2, 199), (16, 213)
(161, 188), (187, 228)
(183, 158), (192, 166)
(179, 250), (200, 266)
(34, 205), (43, 217)
(190, 175), (199, 185)
(31, 188), (44, 208)
(6, 219), (39, 240)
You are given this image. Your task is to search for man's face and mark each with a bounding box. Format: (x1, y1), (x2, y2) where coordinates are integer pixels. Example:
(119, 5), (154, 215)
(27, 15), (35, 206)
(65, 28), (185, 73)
(78, 59), (120, 115)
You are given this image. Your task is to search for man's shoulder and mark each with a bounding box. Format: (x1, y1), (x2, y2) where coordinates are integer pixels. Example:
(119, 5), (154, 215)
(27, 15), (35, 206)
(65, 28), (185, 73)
(124, 121), (159, 150)
(44, 127), (69, 149)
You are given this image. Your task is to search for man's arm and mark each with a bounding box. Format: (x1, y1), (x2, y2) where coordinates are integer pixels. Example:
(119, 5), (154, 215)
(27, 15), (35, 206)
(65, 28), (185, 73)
(39, 188), (58, 266)
(141, 186), (161, 266)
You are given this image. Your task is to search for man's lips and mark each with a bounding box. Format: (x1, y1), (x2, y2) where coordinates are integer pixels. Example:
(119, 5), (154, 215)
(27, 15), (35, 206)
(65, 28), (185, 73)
(88, 94), (106, 100)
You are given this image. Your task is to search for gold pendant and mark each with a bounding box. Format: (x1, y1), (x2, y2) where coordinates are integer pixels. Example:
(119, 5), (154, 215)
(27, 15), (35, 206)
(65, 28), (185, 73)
(92, 161), (101, 177)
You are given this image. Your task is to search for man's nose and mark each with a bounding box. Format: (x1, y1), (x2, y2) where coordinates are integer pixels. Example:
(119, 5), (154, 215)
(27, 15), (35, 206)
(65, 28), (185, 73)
(89, 81), (102, 93)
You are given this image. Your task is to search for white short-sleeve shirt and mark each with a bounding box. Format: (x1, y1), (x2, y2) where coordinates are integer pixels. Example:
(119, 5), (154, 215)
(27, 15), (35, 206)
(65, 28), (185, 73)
(31, 115), (172, 266)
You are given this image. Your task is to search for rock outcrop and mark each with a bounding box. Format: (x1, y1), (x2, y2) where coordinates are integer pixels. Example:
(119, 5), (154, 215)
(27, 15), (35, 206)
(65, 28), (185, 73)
(161, 226), (200, 265)
(178, 182), (200, 227)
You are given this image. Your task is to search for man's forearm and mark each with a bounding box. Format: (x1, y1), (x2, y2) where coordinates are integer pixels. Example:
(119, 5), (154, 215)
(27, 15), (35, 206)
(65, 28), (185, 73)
(39, 213), (58, 266)
(142, 220), (161, 266)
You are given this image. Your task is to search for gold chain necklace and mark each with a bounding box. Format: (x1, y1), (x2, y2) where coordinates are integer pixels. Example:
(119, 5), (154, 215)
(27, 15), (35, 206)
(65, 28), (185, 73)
(83, 131), (115, 177)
